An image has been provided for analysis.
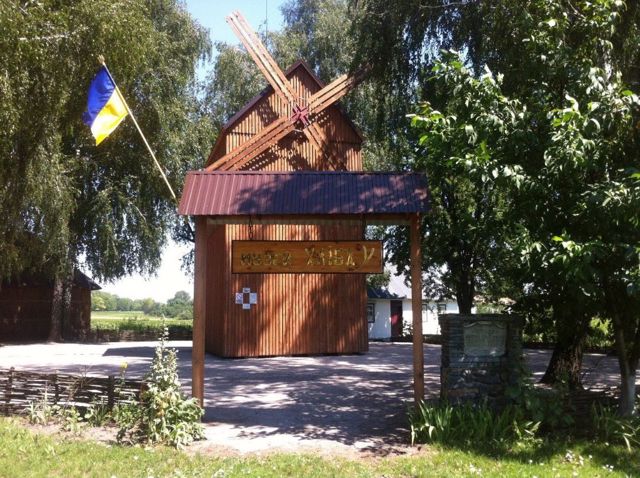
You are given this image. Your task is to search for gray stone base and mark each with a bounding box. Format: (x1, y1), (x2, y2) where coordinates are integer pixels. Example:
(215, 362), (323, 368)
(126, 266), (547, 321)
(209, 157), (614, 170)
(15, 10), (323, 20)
(439, 314), (523, 407)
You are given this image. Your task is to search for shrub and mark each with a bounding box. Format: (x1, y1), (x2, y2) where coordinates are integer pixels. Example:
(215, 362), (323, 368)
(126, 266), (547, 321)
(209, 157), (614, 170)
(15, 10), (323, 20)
(115, 326), (204, 448)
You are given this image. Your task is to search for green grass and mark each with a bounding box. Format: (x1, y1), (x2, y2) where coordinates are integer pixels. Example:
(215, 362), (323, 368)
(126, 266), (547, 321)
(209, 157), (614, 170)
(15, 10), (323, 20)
(1, 417), (637, 478)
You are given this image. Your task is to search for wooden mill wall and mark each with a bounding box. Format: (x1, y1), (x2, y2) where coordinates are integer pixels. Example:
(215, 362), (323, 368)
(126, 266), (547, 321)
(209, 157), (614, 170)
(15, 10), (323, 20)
(205, 223), (367, 357)
(205, 63), (367, 357)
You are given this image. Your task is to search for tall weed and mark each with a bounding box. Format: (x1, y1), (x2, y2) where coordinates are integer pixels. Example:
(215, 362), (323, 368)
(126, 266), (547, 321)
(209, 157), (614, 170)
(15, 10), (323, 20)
(409, 400), (539, 448)
(115, 326), (204, 448)
(591, 403), (640, 451)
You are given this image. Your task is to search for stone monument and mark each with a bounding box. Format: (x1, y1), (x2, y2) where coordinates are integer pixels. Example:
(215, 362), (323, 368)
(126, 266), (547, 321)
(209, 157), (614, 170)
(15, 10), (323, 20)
(439, 314), (523, 408)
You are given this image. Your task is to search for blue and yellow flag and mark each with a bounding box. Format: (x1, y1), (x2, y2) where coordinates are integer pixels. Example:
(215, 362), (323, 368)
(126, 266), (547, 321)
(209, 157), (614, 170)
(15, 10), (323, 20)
(82, 66), (128, 145)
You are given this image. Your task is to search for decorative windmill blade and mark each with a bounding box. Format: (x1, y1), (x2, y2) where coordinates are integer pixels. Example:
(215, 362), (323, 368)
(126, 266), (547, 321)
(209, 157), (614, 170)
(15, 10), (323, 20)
(206, 116), (294, 171)
(208, 11), (368, 171)
(227, 11), (296, 107)
(227, 11), (344, 169)
(308, 67), (370, 113)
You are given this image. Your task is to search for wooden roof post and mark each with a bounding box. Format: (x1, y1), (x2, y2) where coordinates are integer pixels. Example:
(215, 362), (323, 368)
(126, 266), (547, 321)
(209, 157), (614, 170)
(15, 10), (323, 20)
(193, 216), (208, 407)
(410, 213), (425, 404)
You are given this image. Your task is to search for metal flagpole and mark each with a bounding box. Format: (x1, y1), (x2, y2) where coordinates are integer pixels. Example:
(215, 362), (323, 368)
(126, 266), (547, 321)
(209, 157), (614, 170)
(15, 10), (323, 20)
(97, 55), (178, 203)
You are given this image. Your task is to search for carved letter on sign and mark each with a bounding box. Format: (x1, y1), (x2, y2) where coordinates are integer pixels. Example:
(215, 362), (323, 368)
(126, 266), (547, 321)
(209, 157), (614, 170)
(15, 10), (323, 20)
(232, 240), (383, 274)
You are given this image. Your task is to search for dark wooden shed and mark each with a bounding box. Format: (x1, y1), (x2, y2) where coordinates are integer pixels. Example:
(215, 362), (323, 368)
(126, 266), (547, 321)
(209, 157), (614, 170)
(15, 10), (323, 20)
(0, 270), (100, 342)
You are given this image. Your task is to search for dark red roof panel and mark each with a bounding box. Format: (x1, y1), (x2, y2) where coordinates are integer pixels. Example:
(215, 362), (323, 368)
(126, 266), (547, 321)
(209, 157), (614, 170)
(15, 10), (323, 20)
(179, 171), (429, 216)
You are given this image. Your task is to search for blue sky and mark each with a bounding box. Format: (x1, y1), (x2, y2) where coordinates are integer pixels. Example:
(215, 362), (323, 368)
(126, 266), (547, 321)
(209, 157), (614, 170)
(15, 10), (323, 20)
(186, 0), (284, 45)
(101, 0), (287, 302)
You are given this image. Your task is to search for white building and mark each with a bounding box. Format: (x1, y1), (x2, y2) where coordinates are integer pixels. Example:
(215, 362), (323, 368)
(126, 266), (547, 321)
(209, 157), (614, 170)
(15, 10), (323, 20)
(367, 272), (461, 340)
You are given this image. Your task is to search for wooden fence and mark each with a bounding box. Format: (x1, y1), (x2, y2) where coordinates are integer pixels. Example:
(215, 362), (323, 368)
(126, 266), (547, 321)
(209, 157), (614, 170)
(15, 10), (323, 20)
(0, 368), (145, 415)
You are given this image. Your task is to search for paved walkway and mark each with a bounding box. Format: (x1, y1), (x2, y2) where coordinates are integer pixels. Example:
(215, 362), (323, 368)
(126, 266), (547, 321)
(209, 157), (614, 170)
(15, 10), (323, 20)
(0, 341), (631, 454)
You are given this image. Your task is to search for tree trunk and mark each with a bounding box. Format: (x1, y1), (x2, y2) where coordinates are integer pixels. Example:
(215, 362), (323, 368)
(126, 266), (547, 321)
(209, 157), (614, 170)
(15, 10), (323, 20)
(455, 267), (474, 314)
(48, 276), (64, 342)
(618, 369), (637, 417)
(60, 277), (73, 340)
(604, 278), (639, 417)
(613, 316), (638, 417)
(540, 308), (589, 389)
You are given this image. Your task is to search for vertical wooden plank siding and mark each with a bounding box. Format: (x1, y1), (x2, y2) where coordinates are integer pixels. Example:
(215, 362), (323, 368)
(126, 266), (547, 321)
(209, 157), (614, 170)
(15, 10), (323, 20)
(206, 222), (366, 357)
(192, 217), (208, 405)
(410, 213), (425, 404)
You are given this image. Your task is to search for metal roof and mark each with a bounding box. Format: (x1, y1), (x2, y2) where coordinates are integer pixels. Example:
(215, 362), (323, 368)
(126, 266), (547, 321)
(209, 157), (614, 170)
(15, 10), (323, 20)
(367, 286), (404, 300)
(178, 171), (429, 217)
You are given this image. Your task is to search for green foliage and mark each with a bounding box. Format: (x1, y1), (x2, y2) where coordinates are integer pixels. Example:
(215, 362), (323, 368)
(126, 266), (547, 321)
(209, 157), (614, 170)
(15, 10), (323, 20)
(0, 0), (212, 284)
(386, 51), (524, 312)
(409, 400), (540, 449)
(26, 390), (59, 426)
(115, 327), (204, 448)
(592, 403), (640, 451)
(91, 290), (193, 319)
(83, 400), (111, 427)
(354, 0), (640, 412)
(60, 407), (83, 434)
(410, 367), (579, 449)
(505, 372), (575, 431)
(365, 270), (391, 289)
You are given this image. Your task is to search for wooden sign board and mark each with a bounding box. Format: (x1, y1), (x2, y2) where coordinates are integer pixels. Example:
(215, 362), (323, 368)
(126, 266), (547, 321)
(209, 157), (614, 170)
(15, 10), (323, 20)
(232, 240), (383, 274)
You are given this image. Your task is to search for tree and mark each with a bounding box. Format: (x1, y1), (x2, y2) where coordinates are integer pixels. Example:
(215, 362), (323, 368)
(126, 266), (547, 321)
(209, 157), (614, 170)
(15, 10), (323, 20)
(0, 0), (212, 339)
(91, 294), (107, 312)
(116, 297), (134, 311)
(351, 0), (640, 414)
(141, 298), (159, 316)
(385, 53), (524, 313)
(91, 291), (117, 311)
(164, 290), (193, 319)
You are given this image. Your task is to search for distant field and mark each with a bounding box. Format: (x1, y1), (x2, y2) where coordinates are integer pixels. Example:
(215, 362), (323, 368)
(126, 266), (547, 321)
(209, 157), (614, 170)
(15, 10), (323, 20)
(91, 310), (161, 321)
(90, 310), (191, 333)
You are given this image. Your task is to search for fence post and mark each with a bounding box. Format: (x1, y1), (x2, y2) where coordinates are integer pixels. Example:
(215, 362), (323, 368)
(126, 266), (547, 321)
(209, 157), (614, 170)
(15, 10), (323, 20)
(4, 368), (14, 415)
(53, 372), (60, 405)
(107, 375), (115, 410)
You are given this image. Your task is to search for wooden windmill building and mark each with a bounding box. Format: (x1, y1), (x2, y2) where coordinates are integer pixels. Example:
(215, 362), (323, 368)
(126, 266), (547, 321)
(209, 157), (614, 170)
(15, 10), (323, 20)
(180, 11), (428, 377)
(189, 12), (369, 358)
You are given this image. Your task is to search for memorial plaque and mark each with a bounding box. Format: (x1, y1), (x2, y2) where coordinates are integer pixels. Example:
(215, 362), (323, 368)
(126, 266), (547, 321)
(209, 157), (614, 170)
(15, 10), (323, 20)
(463, 321), (507, 357)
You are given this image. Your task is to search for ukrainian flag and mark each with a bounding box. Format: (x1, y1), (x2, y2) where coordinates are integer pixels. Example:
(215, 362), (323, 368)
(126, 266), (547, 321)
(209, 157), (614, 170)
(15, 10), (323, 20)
(82, 66), (128, 145)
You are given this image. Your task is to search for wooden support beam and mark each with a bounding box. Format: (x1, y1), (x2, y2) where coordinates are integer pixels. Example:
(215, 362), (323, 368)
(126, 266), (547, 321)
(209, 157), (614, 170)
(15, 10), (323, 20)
(410, 213), (424, 404)
(192, 217), (208, 407)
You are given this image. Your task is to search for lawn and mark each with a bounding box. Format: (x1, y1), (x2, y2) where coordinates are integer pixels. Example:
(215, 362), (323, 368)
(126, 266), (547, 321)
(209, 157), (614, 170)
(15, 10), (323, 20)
(0, 417), (636, 478)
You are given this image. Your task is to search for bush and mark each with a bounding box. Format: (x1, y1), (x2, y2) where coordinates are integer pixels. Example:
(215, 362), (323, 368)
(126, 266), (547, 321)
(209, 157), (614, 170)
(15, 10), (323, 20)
(115, 327), (204, 448)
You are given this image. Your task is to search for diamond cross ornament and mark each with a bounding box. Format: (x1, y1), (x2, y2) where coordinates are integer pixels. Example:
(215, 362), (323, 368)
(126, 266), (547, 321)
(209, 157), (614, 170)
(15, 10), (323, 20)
(235, 287), (258, 310)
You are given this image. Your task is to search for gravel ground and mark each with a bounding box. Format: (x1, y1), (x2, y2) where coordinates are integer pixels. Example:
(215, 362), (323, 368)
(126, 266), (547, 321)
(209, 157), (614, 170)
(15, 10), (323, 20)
(0, 341), (632, 455)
